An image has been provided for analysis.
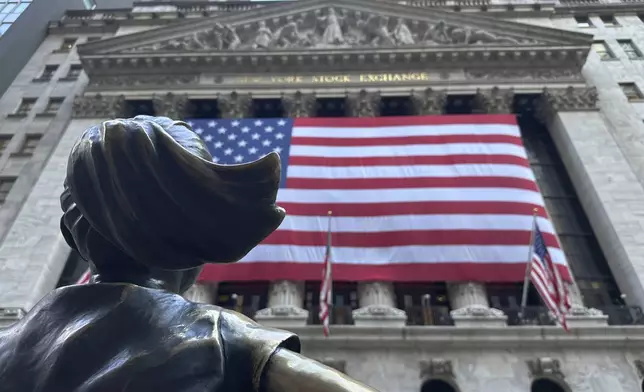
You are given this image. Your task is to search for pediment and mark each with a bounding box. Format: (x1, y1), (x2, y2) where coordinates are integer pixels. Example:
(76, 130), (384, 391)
(78, 0), (592, 57)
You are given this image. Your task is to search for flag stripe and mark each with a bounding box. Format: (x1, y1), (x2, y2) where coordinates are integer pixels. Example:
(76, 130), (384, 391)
(277, 188), (545, 204)
(200, 262), (572, 282)
(289, 155), (531, 167)
(287, 164), (535, 180)
(280, 214), (557, 234)
(290, 143), (528, 159)
(292, 134), (525, 147)
(262, 229), (560, 248)
(286, 177), (539, 191)
(278, 201), (549, 217)
(292, 114), (518, 127)
(240, 244), (567, 266)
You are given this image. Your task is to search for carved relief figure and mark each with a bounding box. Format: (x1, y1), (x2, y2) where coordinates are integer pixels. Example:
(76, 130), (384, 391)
(360, 15), (395, 46)
(223, 24), (242, 50)
(451, 26), (519, 44)
(422, 21), (451, 44)
(253, 21), (274, 49)
(317, 8), (346, 45)
(0, 116), (379, 392)
(393, 18), (415, 45)
(274, 18), (311, 48)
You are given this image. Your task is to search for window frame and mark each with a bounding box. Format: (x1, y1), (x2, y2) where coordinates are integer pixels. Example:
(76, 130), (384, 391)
(592, 41), (615, 60)
(618, 39), (643, 60)
(619, 82), (644, 101)
(574, 15), (592, 28)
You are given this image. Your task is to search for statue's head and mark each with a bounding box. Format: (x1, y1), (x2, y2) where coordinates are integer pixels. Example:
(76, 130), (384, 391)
(60, 115), (285, 294)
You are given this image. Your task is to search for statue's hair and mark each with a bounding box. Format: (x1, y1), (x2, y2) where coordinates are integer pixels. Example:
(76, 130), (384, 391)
(60, 115), (285, 273)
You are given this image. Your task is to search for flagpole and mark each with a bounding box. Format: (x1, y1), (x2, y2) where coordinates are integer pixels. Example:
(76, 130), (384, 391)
(519, 208), (539, 319)
(326, 210), (333, 308)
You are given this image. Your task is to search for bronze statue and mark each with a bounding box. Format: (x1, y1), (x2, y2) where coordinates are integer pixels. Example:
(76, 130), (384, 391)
(0, 116), (378, 392)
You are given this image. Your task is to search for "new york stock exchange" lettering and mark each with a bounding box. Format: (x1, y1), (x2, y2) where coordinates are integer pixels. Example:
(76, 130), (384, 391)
(233, 72), (430, 85)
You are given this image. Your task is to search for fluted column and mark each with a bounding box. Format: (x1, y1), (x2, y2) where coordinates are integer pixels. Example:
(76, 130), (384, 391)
(152, 92), (191, 119)
(535, 86), (609, 327)
(445, 88), (513, 327)
(183, 283), (217, 304)
(253, 91), (315, 328)
(347, 90), (406, 327)
(218, 91), (253, 118)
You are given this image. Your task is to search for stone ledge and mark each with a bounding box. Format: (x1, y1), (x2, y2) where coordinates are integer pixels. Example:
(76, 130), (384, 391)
(282, 325), (644, 350)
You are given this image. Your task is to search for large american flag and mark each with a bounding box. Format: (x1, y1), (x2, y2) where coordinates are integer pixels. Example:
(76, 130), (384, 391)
(75, 115), (571, 284)
(530, 224), (571, 329)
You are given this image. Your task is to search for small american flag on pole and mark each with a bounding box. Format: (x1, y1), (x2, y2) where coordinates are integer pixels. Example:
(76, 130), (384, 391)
(529, 222), (571, 330)
(319, 211), (333, 337)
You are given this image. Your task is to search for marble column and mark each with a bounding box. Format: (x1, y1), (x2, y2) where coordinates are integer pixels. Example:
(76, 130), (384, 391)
(183, 283), (217, 304)
(152, 92), (191, 119)
(443, 88), (514, 327)
(347, 90), (407, 327)
(535, 86), (616, 327)
(254, 91), (316, 327)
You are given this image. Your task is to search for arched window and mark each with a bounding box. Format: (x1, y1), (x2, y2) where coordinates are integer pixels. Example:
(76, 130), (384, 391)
(421, 379), (458, 392)
(531, 378), (567, 392)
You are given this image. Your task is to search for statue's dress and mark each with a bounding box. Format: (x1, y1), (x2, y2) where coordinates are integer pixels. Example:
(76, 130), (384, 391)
(0, 284), (300, 392)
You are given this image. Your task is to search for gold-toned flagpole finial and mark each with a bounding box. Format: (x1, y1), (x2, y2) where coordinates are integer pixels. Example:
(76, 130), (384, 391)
(328, 210), (333, 216)
(533, 208), (539, 215)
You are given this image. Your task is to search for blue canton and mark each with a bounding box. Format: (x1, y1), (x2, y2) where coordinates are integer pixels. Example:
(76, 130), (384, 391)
(533, 227), (548, 265)
(186, 118), (294, 187)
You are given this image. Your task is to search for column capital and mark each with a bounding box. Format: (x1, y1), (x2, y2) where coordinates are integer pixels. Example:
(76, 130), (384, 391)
(281, 91), (316, 118)
(411, 88), (447, 115)
(352, 282), (406, 327)
(346, 90), (381, 118)
(152, 92), (191, 120)
(255, 280), (308, 327)
(72, 94), (126, 119)
(535, 86), (599, 124)
(218, 91), (253, 119)
(447, 282), (507, 327)
(472, 87), (515, 114)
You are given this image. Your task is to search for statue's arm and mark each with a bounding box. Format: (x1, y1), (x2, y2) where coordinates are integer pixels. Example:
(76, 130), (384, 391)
(264, 348), (379, 392)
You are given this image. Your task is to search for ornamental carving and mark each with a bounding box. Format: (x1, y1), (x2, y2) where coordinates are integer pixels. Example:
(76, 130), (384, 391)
(534, 86), (599, 123)
(526, 358), (565, 380)
(125, 8), (537, 53)
(464, 68), (582, 81)
(72, 94), (126, 118)
(218, 92), (253, 119)
(473, 87), (515, 114)
(411, 88), (447, 115)
(346, 90), (381, 117)
(152, 93), (191, 119)
(282, 91), (317, 118)
(88, 74), (198, 88)
(420, 359), (454, 379)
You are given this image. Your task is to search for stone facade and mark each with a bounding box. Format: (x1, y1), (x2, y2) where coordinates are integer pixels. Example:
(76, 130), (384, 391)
(3, 1), (644, 391)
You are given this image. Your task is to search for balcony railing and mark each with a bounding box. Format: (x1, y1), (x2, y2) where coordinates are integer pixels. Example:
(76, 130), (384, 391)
(405, 306), (454, 326)
(307, 306), (355, 326)
(504, 306), (644, 326)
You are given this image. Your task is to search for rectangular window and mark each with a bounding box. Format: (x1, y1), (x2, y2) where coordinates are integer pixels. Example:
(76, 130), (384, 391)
(43, 98), (64, 115)
(574, 15), (592, 28)
(0, 178), (15, 204)
(0, 136), (12, 154)
(618, 40), (642, 60)
(600, 15), (618, 26)
(592, 41), (614, 60)
(0, 23), (10, 35)
(64, 64), (83, 80)
(36, 65), (58, 81)
(13, 98), (36, 116)
(620, 83), (643, 101)
(58, 38), (77, 52)
(17, 135), (41, 156)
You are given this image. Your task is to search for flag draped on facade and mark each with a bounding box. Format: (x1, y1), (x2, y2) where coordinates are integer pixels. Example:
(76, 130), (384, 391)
(319, 211), (333, 337)
(527, 223), (572, 329)
(167, 115), (567, 283)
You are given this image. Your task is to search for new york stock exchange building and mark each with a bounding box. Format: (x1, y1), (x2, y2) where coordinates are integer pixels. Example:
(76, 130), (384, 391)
(5, 0), (644, 391)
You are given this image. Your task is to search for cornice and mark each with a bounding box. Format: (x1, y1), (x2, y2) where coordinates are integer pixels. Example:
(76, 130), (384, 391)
(80, 46), (588, 77)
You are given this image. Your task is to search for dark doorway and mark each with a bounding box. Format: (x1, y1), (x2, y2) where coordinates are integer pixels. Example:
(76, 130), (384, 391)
(380, 96), (414, 116)
(316, 98), (346, 117)
(124, 99), (155, 117)
(191, 99), (220, 119)
(252, 98), (284, 118)
(421, 379), (457, 392)
(531, 378), (566, 392)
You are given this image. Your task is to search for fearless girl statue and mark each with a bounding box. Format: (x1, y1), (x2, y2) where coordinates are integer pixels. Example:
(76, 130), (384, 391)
(0, 116), (378, 392)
